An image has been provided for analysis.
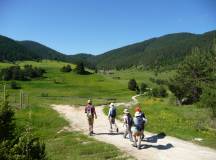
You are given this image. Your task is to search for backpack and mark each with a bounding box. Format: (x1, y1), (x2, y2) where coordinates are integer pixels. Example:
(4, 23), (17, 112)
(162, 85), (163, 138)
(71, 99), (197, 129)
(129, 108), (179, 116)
(110, 107), (116, 118)
(86, 105), (93, 118)
(135, 116), (144, 131)
(127, 114), (133, 126)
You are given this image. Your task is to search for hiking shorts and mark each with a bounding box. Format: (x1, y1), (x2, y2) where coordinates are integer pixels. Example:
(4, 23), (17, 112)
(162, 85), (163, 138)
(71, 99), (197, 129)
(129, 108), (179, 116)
(110, 117), (115, 124)
(131, 126), (143, 136)
(88, 117), (94, 125)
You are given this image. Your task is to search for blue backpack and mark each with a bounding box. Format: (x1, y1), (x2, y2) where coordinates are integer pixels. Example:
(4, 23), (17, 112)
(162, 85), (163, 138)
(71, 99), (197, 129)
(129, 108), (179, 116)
(110, 107), (116, 118)
(135, 116), (144, 131)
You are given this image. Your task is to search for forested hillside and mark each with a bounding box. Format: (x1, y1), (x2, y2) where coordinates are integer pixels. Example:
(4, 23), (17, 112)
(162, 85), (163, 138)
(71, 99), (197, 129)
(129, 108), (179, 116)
(93, 30), (216, 69)
(0, 35), (39, 61)
(1, 30), (216, 69)
(19, 41), (67, 61)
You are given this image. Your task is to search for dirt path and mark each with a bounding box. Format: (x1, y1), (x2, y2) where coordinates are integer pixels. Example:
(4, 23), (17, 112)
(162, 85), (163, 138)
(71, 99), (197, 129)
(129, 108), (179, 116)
(52, 104), (216, 160)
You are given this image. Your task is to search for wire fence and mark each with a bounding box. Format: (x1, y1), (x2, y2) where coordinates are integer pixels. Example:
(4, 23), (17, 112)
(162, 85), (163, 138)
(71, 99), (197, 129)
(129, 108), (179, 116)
(0, 84), (29, 109)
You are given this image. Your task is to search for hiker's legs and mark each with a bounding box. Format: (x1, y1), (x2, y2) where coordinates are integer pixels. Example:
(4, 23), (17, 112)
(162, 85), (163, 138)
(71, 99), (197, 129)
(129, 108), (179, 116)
(128, 126), (133, 141)
(109, 117), (113, 130)
(123, 127), (128, 138)
(114, 118), (119, 132)
(88, 117), (94, 134)
(138, 135), (142, 149)
(133, 135), (137, 147)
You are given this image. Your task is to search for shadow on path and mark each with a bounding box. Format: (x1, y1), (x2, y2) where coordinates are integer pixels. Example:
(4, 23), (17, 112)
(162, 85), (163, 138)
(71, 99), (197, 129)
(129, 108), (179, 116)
(140, 143), (174, 150)
(95, 132), (124, 136)
(143, 132), (166, 143)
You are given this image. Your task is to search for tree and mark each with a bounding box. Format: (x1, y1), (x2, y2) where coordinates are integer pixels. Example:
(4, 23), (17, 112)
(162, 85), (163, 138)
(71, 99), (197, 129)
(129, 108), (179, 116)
(0, 98), (15, 141)
(140, 82), (148, 94)
(200, 85), (216, 117)
(75, 62), (85, 74)
(10, 81), (21, 89)
(128, 79), (138, 91)
(0, 97), (47, 160)
(169, 47), (215, 104)
(60, 65), (72, 72)
(152, 86), (168, 98)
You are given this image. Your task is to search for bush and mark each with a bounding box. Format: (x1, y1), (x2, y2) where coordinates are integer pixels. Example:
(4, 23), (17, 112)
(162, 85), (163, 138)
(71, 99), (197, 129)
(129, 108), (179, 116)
(0, 100), (15, 141)
(0, 65), (46, 81)
(10, 81), (21, 89)
(75, 62), (85, 74)
(0, 98), (47, 160)
(152, 86), (168, 98)
(140, 82), (148, 94)
(128, 79), (138, 91)
(60, 65), (72, 72)
(200, 86), (216, 117)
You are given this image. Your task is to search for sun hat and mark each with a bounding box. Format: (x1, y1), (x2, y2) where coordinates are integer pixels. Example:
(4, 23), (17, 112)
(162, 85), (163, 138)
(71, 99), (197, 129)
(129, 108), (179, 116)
(135, 111), (142, 117)
(109, 103), (115, 107)
(87, 99), (92, 104)
(123, 108), (129, 114)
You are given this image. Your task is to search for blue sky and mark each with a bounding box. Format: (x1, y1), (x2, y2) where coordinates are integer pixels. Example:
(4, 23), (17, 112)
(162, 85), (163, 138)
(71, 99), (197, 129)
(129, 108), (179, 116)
(0, 0), (215, 55)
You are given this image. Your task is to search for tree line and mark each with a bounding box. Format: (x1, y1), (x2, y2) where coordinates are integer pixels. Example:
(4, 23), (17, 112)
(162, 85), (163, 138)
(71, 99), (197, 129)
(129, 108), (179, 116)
(0, 65), (46, 81)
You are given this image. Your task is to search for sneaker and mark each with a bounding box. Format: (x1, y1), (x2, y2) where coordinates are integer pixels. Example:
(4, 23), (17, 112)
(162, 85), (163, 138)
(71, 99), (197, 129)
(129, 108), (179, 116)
(116, 128), (119, 133)
(132, 144), (137, 148)
(138, 146), (141, 150)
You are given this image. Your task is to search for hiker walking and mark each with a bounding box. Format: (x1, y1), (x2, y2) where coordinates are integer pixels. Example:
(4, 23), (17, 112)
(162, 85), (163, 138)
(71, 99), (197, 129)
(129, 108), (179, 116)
(85, 99), (97, 136)
(135, 106), (147, 139)
(123, 108), (133, 142)
(131, 111), (145, 149)
(108, 103), (119, 133)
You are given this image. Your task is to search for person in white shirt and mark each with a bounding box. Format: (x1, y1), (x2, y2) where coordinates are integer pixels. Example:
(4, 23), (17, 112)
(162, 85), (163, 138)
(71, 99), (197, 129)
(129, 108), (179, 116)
(108, 103), (119, 133)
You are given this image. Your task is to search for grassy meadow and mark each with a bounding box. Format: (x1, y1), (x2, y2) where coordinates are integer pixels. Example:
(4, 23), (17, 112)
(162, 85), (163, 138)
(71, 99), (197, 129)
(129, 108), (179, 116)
(105, 96), (216, 149)
(0, 60), (215, 160)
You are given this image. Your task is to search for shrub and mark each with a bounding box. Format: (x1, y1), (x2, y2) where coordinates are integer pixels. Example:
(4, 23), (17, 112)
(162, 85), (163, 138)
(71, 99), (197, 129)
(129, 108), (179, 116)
(10, 81), (21, 89)
(140, 82), (148, 94)
(0, 98), (47, 160)
(152, 86), (168, 98)
(60, 65), (72, 72)
(200, 86), (216, 117)
(128, 79), (138, 91)
(0, 65), (46, 81)
(0, 100), (15, 141)
(75, 62), (85, 74)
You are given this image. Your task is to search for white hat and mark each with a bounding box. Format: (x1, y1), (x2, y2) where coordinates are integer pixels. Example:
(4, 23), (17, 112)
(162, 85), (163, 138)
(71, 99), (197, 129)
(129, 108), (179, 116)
(87, 99), (92, 104)
(109, 103), (114, 107)
(123, 108), (129, 114)
(135, 111), (142, 117)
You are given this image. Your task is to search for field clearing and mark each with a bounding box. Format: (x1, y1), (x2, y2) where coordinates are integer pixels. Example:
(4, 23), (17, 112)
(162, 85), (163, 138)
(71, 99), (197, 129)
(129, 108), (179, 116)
(0, 60), (215, 159)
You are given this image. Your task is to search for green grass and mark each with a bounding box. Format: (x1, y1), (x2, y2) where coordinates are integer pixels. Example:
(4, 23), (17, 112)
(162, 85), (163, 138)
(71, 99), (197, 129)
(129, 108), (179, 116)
(0, 60), (134, 106)
(1, 60), (216, 157)
(15, 105), (133, 160)
(112, 96), (216, 149)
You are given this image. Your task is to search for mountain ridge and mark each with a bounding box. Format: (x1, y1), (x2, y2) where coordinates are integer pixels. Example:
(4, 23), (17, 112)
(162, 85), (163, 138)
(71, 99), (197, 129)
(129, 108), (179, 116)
(0, 30), (215, 69)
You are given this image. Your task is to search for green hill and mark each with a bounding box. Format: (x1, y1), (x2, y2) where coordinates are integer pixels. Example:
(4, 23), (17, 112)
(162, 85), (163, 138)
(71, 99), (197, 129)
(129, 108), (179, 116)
(1, 30), (216, 69)
(19, 40), (67, 61)
(94, 30), (216, 69)
(0, 35), (39, 61)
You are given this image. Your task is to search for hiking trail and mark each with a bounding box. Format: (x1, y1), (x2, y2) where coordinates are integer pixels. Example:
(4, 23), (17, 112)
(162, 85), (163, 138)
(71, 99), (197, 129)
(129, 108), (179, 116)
(52, 95), (216, 160)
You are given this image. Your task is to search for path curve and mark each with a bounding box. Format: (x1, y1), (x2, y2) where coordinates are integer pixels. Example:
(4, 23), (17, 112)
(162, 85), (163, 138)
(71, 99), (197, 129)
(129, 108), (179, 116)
(52, 104), (216, 160)
(114, 94), (141, 107)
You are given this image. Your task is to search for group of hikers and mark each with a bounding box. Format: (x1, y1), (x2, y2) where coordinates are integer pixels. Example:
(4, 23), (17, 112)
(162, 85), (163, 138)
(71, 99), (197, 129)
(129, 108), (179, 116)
(85, 99), (147, 149)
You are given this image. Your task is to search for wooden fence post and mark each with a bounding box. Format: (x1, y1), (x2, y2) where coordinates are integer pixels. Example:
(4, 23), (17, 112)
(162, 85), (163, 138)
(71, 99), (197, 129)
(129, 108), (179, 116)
(20, 90), (23, 109)
(3, 84), (6, 102)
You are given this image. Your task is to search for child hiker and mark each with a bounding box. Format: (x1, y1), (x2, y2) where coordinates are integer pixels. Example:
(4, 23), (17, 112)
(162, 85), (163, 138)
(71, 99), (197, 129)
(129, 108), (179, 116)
(123, 108), (133, 142)
(85, 99), (97, 136)
(108, 103), (119, 133)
